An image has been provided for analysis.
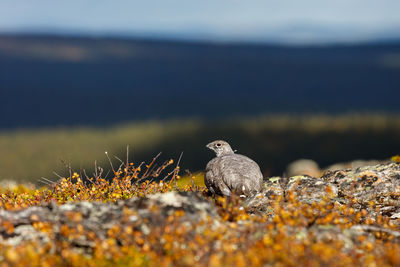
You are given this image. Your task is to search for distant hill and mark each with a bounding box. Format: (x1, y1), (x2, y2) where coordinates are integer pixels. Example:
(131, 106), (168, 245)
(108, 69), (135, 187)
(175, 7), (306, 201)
(0, 34), (400, 128)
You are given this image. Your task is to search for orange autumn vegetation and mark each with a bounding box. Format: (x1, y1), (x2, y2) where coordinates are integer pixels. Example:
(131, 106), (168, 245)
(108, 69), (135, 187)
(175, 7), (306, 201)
(0, 158), (400, 266)
(392, 155), (400, 163)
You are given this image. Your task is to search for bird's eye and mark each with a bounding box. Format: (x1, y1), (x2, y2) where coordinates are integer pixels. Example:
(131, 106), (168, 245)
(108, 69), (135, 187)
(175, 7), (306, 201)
(216, 143), (221, 147)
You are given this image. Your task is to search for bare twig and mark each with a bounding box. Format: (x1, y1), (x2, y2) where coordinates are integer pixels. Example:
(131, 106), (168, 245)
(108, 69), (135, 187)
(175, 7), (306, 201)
(52, 172), (63, 180)
(142, 152), (162, 179)
(94, 160), (98, 178)
(38, 177), (53, 186)
(40, 177), (56, 184)
(185, 169), (196, 188)
(83, 169), (90, 181)
(113, 155), (126, 175)
(59, 159), (72, 179)
(114, 155), (124, 166)
(126, 145), (129, 169)
(105, 151), (115, 174)
(171, 152), (184, 187)
(175, 152), (183, 170)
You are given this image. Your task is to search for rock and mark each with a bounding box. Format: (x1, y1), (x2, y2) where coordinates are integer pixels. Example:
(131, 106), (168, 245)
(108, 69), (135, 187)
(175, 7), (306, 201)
(3, 225), (50, 247)
(285, 159), (321, 177)
(286, 175), (338, 203)
(0, 192), (217, 250)
(322, 163), (400, 203)
(241, 177), (284, 213)
(1, 162), (400, 259)
(244, 163), (400, 221)
(325, 159), (391, 172)
(320, 163), (400, 225)
(263, 176), (285, 198)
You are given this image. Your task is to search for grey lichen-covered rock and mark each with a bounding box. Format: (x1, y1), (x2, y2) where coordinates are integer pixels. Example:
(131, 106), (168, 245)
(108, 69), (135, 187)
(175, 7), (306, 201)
(243, 163), (400, 218)
(325, 159), (391, 172)
(242, 174), (337, 209)
(3, 225), (51, 247)
(1, 162), (400, 256)
(241, 175), (338, 212)
(263, 176), (285, 197)
(257, 163), (399, 204)
(286, 175), (338, 204)
(322, 163), (400, 202)
(0, 192), (217, 249)
(241, 177), (284, 213)
(320, 163), (400, 224)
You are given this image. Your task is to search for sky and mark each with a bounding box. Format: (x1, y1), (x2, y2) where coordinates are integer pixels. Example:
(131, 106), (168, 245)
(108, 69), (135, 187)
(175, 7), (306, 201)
(1, 0), (400, 43)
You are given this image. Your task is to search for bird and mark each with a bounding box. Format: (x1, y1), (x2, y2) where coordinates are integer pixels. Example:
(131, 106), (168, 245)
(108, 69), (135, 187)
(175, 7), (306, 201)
(204, 140), (264, 197)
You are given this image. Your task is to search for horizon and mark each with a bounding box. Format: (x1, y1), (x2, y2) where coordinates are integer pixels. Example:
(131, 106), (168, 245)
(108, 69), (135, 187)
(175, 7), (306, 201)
(1, 1), (400, 44)
(2, 29), (400, 47)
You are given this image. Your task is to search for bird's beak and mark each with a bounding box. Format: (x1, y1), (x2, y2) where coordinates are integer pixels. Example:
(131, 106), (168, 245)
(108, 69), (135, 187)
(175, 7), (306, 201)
(206, 143), (213, 150)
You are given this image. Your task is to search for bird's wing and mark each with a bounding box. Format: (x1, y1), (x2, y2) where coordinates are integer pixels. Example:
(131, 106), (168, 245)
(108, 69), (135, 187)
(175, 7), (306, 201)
(219, 154), (263, 196)
(205, 158), (232, 196)
(204, 161), (216, 194)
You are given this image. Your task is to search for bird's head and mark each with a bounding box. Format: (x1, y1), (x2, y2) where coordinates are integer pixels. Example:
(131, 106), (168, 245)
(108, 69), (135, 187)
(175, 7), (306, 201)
(206, 140), (234, 157)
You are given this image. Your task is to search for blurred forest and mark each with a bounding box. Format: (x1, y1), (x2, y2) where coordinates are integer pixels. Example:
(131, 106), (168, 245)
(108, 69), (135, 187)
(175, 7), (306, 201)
(0, 35), (400, 128)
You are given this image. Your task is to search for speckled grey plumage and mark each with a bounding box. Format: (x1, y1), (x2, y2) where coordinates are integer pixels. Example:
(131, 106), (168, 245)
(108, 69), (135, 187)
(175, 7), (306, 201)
(205, 140), (263, 197)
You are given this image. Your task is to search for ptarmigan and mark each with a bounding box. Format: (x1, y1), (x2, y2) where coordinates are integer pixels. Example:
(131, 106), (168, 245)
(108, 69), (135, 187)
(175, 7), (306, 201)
(205, 140), (263, 197)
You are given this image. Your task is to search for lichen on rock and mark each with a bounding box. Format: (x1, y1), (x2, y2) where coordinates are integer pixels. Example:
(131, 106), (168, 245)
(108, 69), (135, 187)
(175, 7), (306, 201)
(0, 162), (400, 266)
